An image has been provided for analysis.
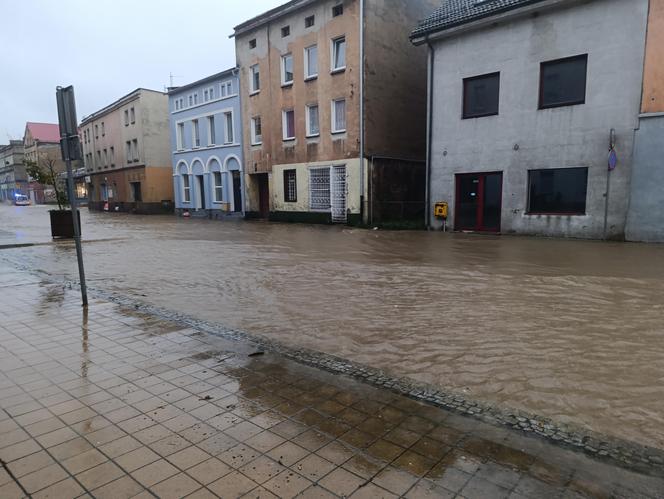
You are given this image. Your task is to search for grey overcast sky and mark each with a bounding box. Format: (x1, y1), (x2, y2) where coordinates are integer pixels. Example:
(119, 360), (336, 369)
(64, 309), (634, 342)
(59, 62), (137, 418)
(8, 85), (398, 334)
(0, 0), (284, 141)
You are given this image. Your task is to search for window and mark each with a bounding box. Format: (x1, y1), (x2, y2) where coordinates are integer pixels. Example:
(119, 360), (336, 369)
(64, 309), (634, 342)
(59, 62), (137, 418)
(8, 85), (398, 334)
(193, 93), (198, 105)
(310, 167), (330, 210)
(204, 89), (209, 102)
(251, 117), (262, 145)
(103, 148), (108, 167)
(130, 107), (135, 124)
(332, 4), (343, 16)
(539, 54), (588, 109)
(306, 104), (320, 136)
(224, 112), (234, 143)
(132, 139), (139, 161)
(94, 124), (98, 138)
(110, 146), (115, 166)
(125, 141), (131, 162)
(96, 150), (101, 166)
(192, 119), (200, 148)
(463, 72), (500, 119)
(281, 25), (290, 37)
(283, 110), (295, 140)
(332, 37), (346, 71)
(249, 38), (256, 49)
(213, 171), (223, 202)
(305, 15), (315, 28)
(281, 54), (294, 85)
(101, 122), (105, 136)
(182, 174), (191, 202)
(305, 45), (318, 79)
(528, 167), (588, 214)
(207, 116), (216, 145)
(250, 65), (260, 93)
(284, 170), (297, 202)
(179, 97), (184, 109)
(331, 99), (346, 133)
(175, 100), (180, 111)
(189, 95), (193, 106)
(177, 122), (185, 150)
(224, 81), (232, 95)
(209, 87), (215, 99)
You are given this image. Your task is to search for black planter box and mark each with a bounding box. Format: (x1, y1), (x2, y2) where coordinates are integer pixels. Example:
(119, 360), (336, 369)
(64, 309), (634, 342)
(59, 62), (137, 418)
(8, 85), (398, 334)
(50, 210), (81, 239)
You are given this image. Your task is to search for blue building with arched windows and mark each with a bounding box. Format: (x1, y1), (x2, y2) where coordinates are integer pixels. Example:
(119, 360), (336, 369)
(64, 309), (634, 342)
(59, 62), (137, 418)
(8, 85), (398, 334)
(168, 68), (244, 217)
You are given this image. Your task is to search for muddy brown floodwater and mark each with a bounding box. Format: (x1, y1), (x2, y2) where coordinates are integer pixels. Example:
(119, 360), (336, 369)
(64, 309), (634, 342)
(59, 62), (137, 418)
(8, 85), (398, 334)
(3, 205), (664, 449)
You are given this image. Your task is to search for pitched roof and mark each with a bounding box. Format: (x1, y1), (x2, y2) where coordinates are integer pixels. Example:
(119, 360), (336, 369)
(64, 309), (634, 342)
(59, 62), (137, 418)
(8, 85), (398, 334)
(25, 122), (61, 143)
(168, 67), (238, 96)
(411, 0), (548, 40)
(234, 0), (317, 36)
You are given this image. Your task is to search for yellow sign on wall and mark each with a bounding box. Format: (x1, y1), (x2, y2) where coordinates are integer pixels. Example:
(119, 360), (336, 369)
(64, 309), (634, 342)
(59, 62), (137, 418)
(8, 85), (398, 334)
(434, 202), (448, 219)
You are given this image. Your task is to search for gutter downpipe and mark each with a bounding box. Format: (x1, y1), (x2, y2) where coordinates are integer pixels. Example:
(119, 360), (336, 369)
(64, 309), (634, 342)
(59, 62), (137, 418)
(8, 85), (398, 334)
(359, 0), (366, 224)
(425, 36), (434, 230)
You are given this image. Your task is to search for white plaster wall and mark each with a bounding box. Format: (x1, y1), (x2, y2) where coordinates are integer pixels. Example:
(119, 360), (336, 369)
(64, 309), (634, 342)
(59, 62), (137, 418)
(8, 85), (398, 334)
(429, 0), (648, 239)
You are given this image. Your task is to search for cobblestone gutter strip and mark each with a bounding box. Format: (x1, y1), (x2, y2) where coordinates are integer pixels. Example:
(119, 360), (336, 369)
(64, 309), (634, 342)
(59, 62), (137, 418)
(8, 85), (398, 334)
(5, 258), (664, 478)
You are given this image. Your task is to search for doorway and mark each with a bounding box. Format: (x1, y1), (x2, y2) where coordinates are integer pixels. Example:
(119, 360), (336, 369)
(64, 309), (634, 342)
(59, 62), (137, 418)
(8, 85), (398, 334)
(257, 173), (269, 218)
(196, 175), (205, 210)
(455, 172), (503, 232)
(232, 171), (242, 213)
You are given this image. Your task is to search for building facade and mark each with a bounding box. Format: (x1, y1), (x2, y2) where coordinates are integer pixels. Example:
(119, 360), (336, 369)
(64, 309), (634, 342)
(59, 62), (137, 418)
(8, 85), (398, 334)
(626, 0), (664, 242)
(412, 0), (652, 240)
(80, 88), (172, 214)
(168, 69), (244, 217)
(234, 0), (437, 225)
(22, 122), (65, 204)
(0, 141), (26, 202)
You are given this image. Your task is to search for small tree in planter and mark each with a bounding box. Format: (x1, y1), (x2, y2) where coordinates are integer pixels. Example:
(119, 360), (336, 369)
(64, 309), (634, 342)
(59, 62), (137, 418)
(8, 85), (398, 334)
(24, 154), (79, 238)
(24, 156), (68, 209)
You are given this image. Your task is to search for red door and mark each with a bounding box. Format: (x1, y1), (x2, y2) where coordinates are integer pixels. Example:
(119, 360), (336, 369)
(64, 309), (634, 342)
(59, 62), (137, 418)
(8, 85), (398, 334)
(455, 172), (503, 232)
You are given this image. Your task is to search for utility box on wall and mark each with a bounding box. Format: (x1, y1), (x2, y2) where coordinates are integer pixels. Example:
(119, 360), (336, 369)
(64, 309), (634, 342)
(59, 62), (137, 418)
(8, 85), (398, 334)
(434, 201), (448, 219)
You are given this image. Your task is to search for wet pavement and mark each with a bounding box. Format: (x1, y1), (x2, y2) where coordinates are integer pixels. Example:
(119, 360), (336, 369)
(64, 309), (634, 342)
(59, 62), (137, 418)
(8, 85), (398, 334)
(1, 262), (663, 498)
(2, 205), (664, 451)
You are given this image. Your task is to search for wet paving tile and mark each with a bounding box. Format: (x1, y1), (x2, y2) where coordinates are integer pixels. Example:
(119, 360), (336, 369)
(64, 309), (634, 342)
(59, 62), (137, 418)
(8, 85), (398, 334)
(0, 269), (663, 499)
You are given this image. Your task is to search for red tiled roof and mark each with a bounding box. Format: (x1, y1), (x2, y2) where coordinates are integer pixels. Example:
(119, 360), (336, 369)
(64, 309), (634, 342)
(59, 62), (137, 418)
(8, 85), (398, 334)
(25, 122), (61, 143)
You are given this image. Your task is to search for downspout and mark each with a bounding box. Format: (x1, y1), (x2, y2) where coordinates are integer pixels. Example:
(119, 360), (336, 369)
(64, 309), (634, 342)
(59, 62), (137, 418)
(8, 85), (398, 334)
(359, 0), (366, 224)
(425, 38), (434, 230)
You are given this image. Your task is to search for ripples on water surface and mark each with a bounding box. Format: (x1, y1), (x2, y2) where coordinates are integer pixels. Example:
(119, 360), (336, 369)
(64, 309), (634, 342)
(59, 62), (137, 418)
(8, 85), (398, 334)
(4, 205), (664, 448)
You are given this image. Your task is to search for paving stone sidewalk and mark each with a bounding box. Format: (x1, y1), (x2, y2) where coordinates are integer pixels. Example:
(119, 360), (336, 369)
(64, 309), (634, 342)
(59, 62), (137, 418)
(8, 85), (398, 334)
(1, 265), (663, 499)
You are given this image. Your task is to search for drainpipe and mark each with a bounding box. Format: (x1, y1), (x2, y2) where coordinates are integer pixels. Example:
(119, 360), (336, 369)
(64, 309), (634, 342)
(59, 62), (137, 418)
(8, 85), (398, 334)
(425, 38), (434, 230)
(359, 0), (366, 223)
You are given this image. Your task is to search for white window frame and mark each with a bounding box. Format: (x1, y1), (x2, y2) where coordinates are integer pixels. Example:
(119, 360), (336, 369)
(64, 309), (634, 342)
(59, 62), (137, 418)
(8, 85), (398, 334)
(182, 174), (191, 203)
(130, 107), (136, 124)
(209, 86), (215, 100)
(306, 104), (320, 137)
(192, 119), (200, 148)
(331, 36), (346, 72)
(207, 116), (216, 146)
(281, 54), (294, 86)
(124, 110), (129, 126)
(282, 109), (295, 141)
(251, 117), (262, 145)
(132, 139), (139, 161)
(250, 65), (260, 94)
(204, 89), (209, 102)
(212, 171), (223, 203)
(125, 141), (131, 162)
(331, 98), (346, 133)
(177, 123), (185, 150)
(224, 112), (234, 144)
(304, 45), (318, 80)
(193, 93), (198, 105)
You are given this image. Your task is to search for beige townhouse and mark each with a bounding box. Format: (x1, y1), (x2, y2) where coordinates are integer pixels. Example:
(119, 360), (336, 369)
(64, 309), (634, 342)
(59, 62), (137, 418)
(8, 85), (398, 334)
(234, 0), (437, 225)
(80, 88), (173, 214)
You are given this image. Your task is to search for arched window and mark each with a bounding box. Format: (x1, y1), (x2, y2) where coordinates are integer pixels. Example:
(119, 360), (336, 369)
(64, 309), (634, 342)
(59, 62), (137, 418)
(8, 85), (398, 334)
(209, 158), (223, 202)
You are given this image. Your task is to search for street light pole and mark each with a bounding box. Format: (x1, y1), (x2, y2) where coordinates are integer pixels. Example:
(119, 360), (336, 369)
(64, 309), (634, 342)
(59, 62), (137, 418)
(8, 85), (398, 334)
(56, 85), (88, 307)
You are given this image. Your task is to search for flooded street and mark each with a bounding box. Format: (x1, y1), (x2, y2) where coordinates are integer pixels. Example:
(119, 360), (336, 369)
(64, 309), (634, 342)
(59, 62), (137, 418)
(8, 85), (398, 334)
(2, 205), (664, 449)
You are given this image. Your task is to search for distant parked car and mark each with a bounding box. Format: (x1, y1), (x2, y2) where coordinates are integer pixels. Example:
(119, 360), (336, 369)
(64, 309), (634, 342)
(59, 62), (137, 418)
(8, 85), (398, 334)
(14, 194), (31, 206)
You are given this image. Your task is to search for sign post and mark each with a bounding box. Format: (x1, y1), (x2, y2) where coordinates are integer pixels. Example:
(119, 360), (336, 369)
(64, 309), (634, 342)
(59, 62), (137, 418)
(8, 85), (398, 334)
(56, 85), (88, 307)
